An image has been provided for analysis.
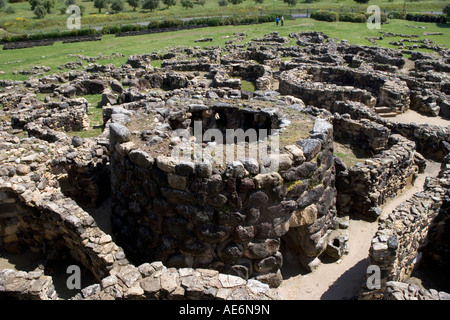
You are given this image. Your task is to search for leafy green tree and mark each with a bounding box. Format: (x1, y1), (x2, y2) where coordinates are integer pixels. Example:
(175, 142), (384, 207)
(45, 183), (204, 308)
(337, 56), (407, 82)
(218, 0), (227, 6)
(94, 0), (108, 12)
(354, 0), (369, 3)
(162, 0), (176, 8)
(29, 0), (40, 10)
(43, 0), (55, 13)
(110, 0), (124, 12)
(34, 4), (46, 18)
(195, 0), (205, 6)
(65, 0), (76, 5)
(126, 0), (140, 11)
(142, 0), (159, 11)
(181, 0), (193, 8)
(229, 0), (243, 4)
(283, 0), (297, 6)
(444, 4), (450, 19)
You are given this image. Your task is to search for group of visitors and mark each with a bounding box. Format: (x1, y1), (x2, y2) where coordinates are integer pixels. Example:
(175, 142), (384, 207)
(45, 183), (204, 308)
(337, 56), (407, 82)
(275, 16), (284, 26)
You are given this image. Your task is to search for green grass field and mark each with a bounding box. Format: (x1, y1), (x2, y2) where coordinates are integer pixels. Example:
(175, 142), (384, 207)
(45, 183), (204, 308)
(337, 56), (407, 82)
(0, 0), (448, 34)
(1, 18), (448, 82)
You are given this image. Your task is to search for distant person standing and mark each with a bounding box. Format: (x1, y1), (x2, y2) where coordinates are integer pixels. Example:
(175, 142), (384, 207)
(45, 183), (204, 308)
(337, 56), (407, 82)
(276, 16), (279, 26)
(281, 15), (284, 26)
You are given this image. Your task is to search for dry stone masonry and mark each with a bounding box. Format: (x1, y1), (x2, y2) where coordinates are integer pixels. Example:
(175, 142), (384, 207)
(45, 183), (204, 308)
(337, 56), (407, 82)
(0, 31), (450, 300)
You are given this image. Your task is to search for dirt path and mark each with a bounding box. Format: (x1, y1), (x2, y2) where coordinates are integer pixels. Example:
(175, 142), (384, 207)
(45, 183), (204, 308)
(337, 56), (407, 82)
(277, 160), (442, 300)
(388, 109), (450, 127)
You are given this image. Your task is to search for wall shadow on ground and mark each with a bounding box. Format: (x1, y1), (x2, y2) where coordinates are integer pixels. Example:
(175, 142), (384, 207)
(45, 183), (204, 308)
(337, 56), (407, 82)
(320, 258), (369, 300)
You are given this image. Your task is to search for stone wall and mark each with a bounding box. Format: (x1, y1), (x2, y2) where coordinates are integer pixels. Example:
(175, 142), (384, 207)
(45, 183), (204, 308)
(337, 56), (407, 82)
(11, 99), (89, 133)
(0, 269), (58, 300)
(278, 64), (410, 113)
(279, 67), (376, 110)
(420, 195), (450, 278)
(0, 130), (279, 300)
(383, 281), (450, 300)
(50, 137), (111, 208)
(359, 157), (450, 299)
(336, 134), (419, 221)
(70, 262), (279, 300)
(0, 188), (120, 282)
(332, 100), (450, 161)
(333, 113), (390, 153)
(109, 109), (337, 286)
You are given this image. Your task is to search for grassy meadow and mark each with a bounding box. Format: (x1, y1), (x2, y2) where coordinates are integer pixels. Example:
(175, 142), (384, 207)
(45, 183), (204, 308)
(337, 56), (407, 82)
(0, 0), (448, 34)
(1, 18), (449, 82)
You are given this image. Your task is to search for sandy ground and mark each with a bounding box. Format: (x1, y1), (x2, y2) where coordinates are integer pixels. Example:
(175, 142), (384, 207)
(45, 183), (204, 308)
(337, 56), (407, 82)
(277, 160), (442, 300)
(389, 109), (450, 127)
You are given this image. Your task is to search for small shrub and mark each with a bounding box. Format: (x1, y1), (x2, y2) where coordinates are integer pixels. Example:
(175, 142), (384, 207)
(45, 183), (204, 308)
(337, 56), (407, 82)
(206, 17), (220, 26)
(142, 0), (159, 11)
(120, 24), (140, 32)
(147, 20), (160, 29)
(34, 4), (47, 19)
(406, 12), (447, 23)
(339, 12), (366, 23)
(388, 11), (405, 20)
(103, 24), (120, 33)
(311, 10), (338, 22)
(218, 0), (227, 7)
(181, 0), (193, 9)
(4, 5), (15, 13)
(159, 18), (183, 28)
(444, 4), (450, 19)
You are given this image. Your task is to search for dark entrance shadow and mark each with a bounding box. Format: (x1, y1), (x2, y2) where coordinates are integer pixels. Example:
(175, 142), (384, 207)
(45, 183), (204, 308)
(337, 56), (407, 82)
(0, 250), (44, 272)
(280, 255), (310, 280)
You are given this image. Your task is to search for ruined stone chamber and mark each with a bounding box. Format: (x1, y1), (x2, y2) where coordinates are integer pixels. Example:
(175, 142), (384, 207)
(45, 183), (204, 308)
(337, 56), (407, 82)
(109, 100), (338, 287)
(279, 63), (411, 115)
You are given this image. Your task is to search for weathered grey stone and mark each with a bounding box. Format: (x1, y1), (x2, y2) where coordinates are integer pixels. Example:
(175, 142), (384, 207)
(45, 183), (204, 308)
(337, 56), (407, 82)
(71, 136), (83, 148)
(109, 123), (131, 144)
(244, 239), (280, 260)
(129, 150), (154, 169)
(297, 139), (322, 161)
(176, 161), (196, 176)
(196, 162), (212, 178)
(156, 156), (178, 173)
(253, 172), (282, 189)
(168, 173), (188, 190)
